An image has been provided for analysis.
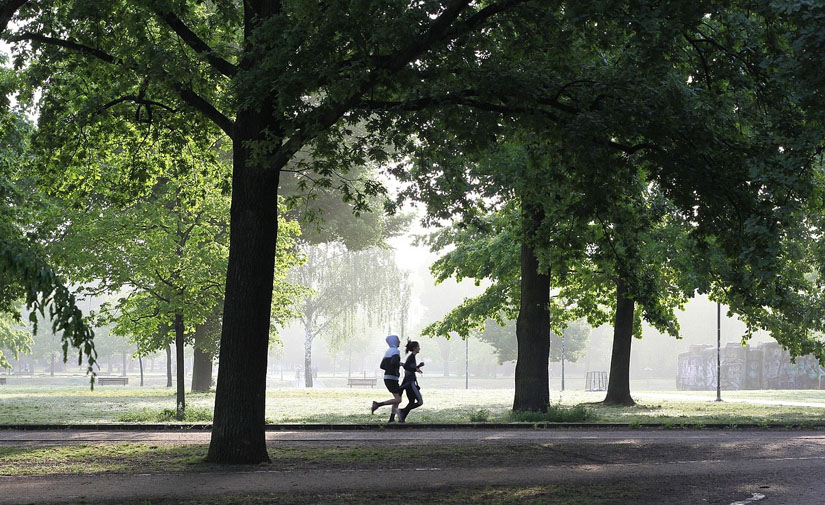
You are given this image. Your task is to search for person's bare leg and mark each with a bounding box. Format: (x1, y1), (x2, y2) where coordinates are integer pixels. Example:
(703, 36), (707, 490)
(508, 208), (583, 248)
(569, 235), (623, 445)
(389, 393), (401, 421)
(372, 395), (402, 414)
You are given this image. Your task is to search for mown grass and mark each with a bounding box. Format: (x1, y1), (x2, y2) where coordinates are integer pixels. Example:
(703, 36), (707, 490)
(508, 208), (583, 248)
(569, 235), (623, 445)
(1, 386), (825, 425)
(0, 441), (658, 477)
(0, 443), (211, 475)
(0, 443), (542, 476)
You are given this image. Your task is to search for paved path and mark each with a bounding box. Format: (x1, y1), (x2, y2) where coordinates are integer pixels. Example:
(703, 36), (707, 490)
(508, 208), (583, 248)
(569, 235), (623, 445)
(2, 428), (825, 504)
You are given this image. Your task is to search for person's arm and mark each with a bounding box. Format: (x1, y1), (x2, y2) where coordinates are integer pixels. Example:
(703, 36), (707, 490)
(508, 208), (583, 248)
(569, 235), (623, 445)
(403, 354), (417, 372)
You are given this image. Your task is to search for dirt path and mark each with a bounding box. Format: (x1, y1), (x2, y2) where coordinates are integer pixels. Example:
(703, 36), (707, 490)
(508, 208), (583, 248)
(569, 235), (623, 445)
(2, 428), (824, 504)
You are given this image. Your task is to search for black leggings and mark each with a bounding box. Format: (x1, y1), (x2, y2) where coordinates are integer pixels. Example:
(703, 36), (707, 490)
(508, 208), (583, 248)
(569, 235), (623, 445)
(400, 382), (423, 416)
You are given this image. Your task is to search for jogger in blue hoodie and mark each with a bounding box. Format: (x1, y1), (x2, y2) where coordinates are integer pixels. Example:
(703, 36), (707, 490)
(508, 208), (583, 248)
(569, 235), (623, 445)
(371, 334), (403, 422)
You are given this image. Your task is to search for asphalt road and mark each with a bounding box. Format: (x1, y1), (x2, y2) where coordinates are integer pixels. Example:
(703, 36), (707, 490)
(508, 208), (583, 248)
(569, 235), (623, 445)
(1, 428), (824, 504)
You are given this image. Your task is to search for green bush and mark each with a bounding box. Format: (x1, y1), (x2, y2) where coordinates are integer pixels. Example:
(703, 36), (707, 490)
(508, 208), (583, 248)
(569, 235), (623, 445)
(116, 406), (213, 423)
(469, 409), (491, 423)
(510, 404), (595, 423)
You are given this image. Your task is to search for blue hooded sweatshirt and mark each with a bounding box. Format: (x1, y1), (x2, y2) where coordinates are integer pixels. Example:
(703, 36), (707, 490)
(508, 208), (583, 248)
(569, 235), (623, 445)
(382, 334), (401, 380)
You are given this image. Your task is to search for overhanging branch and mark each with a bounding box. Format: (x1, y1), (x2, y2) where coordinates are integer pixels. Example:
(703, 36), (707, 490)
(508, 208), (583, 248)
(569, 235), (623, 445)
(0, 0), (28, 33)
(151, 6), (237, 78)
(9, 31), (120, 64)
(8, 31), (235, 138)
(99, 95), (177, 114)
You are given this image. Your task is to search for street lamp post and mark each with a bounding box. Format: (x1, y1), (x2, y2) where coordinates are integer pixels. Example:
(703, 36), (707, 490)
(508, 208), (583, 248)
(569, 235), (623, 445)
(716, 301), (722, 402)
(465, 337), (469, 390)
(561, 334), (566, 392)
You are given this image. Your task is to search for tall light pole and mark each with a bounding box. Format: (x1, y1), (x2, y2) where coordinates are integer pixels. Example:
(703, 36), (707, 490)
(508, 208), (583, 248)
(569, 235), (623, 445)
(716, 301), (722, 402)
(465, 337), (469, 390)
(561, 334), (566, 392)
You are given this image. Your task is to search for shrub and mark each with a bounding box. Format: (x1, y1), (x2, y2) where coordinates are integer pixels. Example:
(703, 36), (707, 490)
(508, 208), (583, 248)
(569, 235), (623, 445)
(510, 404), (595, 423)
(469, 409), (491, 423)
(117, 407), (213, 423)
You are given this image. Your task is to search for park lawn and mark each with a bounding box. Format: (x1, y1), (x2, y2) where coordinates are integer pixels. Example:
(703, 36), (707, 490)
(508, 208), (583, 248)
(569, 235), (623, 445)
(0, 440), (633, 504)
(0, 443), (209, 475)
(0, 442), (576, 476)
(0, 386), (824, 425)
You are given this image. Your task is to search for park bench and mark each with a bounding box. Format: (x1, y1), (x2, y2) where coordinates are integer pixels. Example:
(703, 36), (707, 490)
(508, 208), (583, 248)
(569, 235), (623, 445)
(347, 377), (376, 388)
(0, 377), (5, 385)
(98, 377), (129, 386)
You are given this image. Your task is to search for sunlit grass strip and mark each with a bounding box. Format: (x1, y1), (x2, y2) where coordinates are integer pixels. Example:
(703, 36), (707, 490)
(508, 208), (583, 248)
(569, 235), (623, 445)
(1, 387), (825, 425)
(0, 443), (607, 477)
(0, 443), (210, 475)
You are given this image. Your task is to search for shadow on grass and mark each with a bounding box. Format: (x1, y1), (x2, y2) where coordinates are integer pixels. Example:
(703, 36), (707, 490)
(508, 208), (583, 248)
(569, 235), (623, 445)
(0, 443), (213, 475)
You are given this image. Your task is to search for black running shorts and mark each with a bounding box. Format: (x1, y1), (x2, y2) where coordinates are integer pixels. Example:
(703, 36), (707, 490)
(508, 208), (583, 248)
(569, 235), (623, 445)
(384, 378), (401, 394)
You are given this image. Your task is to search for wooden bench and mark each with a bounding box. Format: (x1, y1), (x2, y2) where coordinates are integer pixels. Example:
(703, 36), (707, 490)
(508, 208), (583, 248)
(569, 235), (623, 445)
(98, 377), (129, 386)
(347, 377), (376, 388)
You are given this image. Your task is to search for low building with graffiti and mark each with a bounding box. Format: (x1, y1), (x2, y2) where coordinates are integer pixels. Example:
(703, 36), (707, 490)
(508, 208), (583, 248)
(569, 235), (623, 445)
(677, 342), (825, 391)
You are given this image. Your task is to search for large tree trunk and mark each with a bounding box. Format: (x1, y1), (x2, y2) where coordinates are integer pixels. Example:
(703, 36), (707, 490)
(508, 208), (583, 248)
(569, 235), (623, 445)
(191, 323), (215, 392)
(207, 89), (280, 463)
(166, 345), (173, 387)
(174, 313), (186, 419)
(603, 278), (636, 406)
(513, 204), (551, 412)
(192, 348), (214, 392)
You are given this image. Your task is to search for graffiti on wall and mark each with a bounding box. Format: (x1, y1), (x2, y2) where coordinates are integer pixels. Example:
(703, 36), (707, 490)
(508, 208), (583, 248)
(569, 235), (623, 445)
(720, 345), (746, 390)
(677, 342), (824, 391)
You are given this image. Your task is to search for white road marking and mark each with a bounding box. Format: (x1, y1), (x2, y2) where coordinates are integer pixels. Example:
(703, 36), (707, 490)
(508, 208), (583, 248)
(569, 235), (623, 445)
(729, 493), (766, 505)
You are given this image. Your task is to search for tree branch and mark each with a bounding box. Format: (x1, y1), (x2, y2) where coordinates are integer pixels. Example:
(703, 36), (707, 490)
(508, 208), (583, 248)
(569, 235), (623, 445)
(170, 80), (234, 137)
(9, 31), (235, 137)
(0, 0), (28, 33)
(127, 306), (161, 325)
(151, 6), (237, 78)
(443, 0), (532, 42)
(275, 0), (531, 169)
(155, 269), (181, 292)
(374, 0), (473, 73)
(684, 35), (713, 91)
(9, 31), (120, 64)
(358, 93), (562, 121)
(360, 93), (656, 156)
(99, 95), (177, 114)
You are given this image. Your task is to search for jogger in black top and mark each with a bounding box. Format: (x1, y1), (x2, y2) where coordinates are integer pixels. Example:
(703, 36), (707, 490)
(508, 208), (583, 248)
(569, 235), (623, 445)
(398, 340), (424, 423)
